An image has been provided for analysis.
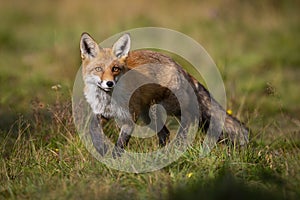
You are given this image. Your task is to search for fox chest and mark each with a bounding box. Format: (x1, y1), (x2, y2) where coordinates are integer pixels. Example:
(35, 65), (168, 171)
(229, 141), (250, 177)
(84, 88), (131, 123)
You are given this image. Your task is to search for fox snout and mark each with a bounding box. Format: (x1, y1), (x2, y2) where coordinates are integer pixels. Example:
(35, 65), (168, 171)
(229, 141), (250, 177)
(98, 80), (115, 91)
(106, 81), (114, 87)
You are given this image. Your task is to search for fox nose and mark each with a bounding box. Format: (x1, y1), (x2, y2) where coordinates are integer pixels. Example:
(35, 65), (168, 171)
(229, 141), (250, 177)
(106, 81), (114, 87)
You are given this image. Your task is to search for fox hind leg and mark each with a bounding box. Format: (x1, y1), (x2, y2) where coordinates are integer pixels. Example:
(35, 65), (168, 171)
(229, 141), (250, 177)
(157, 126), (170, 147)
(141, 104), (170, 147)
(112, 123), (133, 158)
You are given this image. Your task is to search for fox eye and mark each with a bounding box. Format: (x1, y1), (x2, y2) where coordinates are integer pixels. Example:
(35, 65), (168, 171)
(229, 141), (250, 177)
(95, 67), (102, 72)
(112, 66), (121, 73)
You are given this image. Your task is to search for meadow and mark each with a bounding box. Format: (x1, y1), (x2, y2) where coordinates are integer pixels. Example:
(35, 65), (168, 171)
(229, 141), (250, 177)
(0, 0), (300, 199)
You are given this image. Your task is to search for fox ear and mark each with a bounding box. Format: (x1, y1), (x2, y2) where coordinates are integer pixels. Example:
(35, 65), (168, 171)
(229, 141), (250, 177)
(80, 32), (100, 60)
(112, 33), (131, 58)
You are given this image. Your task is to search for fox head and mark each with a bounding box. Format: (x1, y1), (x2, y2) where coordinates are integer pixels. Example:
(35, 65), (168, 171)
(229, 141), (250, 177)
(80, 33), (131, 92)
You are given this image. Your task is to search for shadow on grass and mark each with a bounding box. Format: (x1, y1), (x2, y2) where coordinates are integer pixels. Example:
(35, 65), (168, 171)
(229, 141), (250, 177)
(168, 167), (292, 200)
(0, 112), (19, 132)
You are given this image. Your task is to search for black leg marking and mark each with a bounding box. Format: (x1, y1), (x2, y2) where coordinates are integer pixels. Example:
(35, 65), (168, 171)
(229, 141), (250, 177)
(89, 114), (108, 156)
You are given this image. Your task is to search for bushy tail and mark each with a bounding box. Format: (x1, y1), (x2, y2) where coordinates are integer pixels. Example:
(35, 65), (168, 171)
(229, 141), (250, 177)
(194, 80), (249, 145)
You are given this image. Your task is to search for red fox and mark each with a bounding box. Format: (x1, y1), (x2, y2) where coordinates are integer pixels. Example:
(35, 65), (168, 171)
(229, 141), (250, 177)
(79, 32), (249, 157)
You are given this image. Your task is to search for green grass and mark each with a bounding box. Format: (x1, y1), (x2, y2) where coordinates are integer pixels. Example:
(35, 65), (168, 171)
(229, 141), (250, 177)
(1, 0), (300, 199)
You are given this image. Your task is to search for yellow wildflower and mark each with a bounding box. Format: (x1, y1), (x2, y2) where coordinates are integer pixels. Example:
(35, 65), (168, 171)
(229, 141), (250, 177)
(227, 109), (233, 115)
(187, 173), (193, 178)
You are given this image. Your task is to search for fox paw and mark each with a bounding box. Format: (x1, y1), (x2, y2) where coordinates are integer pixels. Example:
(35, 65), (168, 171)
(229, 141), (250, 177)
(95, 143), (108, 156)
(112, 147), (125, 159)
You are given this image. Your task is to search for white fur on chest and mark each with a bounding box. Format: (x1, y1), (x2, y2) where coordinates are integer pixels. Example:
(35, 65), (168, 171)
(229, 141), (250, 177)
(84, 84), (131, 123)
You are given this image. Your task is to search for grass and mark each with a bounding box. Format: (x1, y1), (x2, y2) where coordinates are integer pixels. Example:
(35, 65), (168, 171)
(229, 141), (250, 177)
(1, 0), (300, 199)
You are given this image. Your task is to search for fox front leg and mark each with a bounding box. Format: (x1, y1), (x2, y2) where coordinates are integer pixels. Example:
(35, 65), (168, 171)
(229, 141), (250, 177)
(89, 114), (109, 156)
(112, 123), (134, 158)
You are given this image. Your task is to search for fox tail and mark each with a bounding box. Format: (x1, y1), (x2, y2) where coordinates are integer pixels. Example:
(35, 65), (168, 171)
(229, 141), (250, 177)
(194, 80), (249, 146)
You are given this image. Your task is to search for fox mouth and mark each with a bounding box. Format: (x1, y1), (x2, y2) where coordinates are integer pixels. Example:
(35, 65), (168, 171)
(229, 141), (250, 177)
(97, 84), (112, 92)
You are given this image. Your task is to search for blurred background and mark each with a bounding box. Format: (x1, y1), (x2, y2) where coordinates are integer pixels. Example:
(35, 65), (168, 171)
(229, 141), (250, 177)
(0, 0), (299, 131)
(1, 0), (300, 199)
